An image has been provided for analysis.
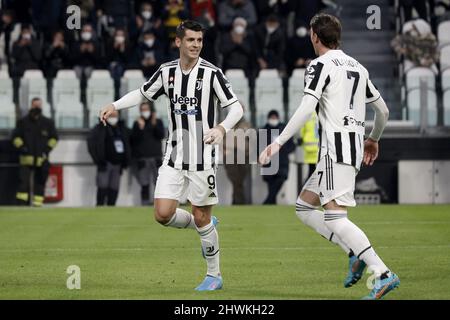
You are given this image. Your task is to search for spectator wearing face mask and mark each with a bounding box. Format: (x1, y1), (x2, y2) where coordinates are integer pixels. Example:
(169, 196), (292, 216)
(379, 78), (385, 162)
(254, 14), (286, 73)
(135, 2), (165, 41)
(71, 24), (100, 88)
(42, 30), (70, 79)
(10, 25), (41, 78)
(137, 30), (166, 78)
(87, 110), (131, 206)
(11, 97), (58, 206)
(285, 23), (316, 76)
(259, 109), (295, 204)
(106, 28), (131, 100)
(9, 25), (42, 104)
(130, 102), (165, 205)
(220, 17), (256, 78)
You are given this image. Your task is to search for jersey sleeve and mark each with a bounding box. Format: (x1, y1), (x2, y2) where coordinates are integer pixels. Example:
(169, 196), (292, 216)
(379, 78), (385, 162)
(213, 70), (238, 108)
(140, 67), (165, 101)
(303, 60), (331, 100)
(365, 78), (381, 104)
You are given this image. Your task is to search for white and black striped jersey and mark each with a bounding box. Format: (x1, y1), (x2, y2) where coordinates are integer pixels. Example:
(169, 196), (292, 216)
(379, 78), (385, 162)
(140, 57), (238, 171)
(304, 49), (381, 170)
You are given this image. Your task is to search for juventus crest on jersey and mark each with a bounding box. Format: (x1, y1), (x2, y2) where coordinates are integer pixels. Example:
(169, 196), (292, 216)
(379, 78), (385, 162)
(140, 58), (238, 171)
(303, 49), (381, 170)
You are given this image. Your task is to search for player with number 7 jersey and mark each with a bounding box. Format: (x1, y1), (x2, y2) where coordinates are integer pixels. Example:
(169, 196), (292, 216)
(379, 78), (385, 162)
(259, 13), (399, 299)
(303, 46), (380, 170)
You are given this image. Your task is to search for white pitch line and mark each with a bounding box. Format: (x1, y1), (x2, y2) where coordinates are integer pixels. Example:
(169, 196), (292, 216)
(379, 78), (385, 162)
(0, 244), (449, 253)
(2, 221), (450, 229)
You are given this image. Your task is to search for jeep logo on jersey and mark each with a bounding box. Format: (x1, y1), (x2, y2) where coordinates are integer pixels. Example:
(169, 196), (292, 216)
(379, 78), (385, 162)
(173, 108), (199, 115)
(343, 116), (365, 127)
(171, 94), (198, 106)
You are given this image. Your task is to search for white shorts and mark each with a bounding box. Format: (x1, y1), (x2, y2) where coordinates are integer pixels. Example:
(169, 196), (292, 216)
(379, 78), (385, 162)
(303, 155), (357, 207)
(154, 164), (219, 206)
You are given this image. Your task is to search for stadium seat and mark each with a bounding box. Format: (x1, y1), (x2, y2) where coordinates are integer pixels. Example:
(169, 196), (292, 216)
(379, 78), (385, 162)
(406, 89), (437, 126)
(255, 69), (283, 127)
(225, 69), (250, 110)
(0, 70), (16, 128)
(406, 67), (435, 89)
(444, 91), (450, 126)
(442, 69), (450, 126)
(288, 68), (306, 117)
(440, 45), (450, 73)
(0, 97), (16, 129)
(86, 70), (114, 127)
(402, 19), (431, 34)
(52, 70), (83, 128)
(437, 20), (450, 47)
(405, 67), (437, 126)
(121, 70), (146, 128)
(20, 69), (51, 117)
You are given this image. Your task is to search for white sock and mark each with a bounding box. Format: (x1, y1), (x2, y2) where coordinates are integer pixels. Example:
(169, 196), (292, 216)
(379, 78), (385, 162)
(296, 198), (351, 254)
(196, 220), (220, 277)
(324, 210), (389, 274)
(164, 208), (195, 229)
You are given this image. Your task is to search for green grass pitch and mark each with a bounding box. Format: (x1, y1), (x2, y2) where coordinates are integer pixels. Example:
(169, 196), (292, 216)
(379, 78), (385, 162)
(0, 205), (449, 300)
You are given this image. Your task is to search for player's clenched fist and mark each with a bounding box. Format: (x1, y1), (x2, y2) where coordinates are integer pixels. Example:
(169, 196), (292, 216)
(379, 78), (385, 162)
(203, 125), (226, 145)
(99, 104), (116, 126)
(258, 142), (281, 165)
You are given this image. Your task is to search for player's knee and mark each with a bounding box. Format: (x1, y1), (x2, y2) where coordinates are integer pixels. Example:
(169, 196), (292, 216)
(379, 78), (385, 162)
(153, 206), (173, 225)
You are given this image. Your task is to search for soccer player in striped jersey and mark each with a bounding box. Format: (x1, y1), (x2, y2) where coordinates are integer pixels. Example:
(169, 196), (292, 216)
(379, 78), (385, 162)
(100, 20), (244, 291)
(259, 13), (400, 299)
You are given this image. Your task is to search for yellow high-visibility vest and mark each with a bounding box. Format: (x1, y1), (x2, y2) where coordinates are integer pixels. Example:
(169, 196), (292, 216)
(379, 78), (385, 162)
(300, 113), (319, 164)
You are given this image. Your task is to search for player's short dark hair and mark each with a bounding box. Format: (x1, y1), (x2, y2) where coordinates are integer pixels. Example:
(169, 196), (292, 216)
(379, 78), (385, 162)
(176, 20), (204, 39)
(310, 13), (341, 49)
(31, 97), (42, 104)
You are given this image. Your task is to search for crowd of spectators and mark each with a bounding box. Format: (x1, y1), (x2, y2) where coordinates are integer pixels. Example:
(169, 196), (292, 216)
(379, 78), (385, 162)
(0, 0), (326, 96)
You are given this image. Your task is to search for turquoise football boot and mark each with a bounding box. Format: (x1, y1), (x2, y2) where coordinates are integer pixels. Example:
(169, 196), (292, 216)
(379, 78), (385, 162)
(344, 255), (367, 288)
(363, 272), (400, 300)
(195, 275), (223, 291)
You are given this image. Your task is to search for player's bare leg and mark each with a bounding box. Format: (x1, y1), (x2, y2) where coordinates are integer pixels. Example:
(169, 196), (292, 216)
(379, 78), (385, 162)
(154, 198), (195, 229)
(192, 204), (222, 291)
(323, 200), (400, 299)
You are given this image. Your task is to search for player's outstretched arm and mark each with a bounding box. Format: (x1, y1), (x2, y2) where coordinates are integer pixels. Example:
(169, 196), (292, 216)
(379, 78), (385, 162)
(259, 94), (317, 165)
(99, 89), (145, 126)
(363, 96), (389, 166)
(204, 101), (243, 145)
